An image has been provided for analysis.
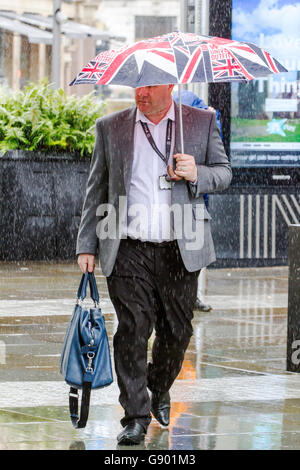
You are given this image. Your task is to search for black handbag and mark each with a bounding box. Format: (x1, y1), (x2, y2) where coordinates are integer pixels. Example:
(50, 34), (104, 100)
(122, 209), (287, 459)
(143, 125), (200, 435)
(60, 271), (113, 428)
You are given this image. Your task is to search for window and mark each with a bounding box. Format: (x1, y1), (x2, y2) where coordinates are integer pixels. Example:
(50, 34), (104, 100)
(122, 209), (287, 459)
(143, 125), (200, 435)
(135, 16), (177, 41)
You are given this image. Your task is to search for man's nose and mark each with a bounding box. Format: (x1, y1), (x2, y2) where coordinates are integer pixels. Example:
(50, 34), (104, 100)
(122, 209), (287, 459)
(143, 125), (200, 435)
(136, 87), (149, 97)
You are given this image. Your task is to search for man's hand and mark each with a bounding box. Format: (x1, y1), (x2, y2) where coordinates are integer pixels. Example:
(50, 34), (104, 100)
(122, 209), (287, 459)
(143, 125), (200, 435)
(78, 254), (95, 273)
(170, 153), (198, 182)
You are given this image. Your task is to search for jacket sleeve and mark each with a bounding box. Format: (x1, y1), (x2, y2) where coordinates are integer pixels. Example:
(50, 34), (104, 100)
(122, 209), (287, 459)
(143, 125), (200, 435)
(189, 112), (232, 198)
(76, 118), (108, 255)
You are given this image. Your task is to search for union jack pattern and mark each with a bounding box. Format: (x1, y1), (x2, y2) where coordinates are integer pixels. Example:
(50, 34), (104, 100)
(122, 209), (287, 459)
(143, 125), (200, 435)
(70, 32), (287, 87)
(212, 56), (246, 81)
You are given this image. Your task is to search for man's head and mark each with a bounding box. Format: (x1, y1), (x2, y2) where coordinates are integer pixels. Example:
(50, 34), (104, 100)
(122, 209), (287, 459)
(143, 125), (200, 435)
(135, 84), (174, 122)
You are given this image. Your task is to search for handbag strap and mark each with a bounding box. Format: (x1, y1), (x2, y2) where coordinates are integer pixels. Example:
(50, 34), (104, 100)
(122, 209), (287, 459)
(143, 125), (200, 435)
(77, 272), (99, 305)
(69, 383), (92, 429)
(68, 351), (96, 428)
(88, 272), (99, 304)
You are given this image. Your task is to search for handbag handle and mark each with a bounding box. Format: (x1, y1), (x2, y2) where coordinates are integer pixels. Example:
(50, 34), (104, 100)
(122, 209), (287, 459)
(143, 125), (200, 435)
(77, 271), (99, 305)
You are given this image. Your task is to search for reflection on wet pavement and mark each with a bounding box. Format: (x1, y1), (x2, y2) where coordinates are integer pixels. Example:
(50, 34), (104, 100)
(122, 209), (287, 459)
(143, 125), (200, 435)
(0, 261), (299, 450)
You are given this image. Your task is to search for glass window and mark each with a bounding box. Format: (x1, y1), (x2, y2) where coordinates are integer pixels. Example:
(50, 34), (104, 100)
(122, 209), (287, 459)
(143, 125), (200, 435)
(135, 16), (177, 41)
(231, 0), (300, 167)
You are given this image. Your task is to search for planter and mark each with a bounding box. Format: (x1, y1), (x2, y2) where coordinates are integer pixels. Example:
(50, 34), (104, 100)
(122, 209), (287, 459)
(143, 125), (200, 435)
(0, 150), (90, 261)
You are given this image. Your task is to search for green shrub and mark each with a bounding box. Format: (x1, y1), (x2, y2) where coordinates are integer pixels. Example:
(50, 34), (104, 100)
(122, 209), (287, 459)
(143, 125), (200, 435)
(0, 79), (106, 157)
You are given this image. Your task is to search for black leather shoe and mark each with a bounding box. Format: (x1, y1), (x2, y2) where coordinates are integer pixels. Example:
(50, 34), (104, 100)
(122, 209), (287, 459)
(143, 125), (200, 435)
(117, 422), (146, 446)
(151, 391), (170, 427)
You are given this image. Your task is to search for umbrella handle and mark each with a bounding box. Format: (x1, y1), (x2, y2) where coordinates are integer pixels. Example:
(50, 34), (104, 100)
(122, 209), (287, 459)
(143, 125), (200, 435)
(178, 84), (185, 155)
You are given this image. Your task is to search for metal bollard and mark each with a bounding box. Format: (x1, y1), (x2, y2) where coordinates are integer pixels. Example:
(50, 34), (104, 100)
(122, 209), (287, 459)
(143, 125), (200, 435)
(287, 224), (300, 372)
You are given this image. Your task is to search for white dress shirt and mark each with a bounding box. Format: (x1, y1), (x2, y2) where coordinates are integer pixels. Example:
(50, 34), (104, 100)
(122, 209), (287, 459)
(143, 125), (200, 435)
(125, 102), (176, 242)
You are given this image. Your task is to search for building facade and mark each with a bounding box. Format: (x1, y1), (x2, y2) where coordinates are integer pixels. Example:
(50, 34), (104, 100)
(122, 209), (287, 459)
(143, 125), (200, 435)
(0, 0), (108, 94)
(0, 0), (185, 95)
(96, 0), (182, 99)
(98, 0), (180, 44)
(96, 1), (209, 100)
(0, 0), (209, 102)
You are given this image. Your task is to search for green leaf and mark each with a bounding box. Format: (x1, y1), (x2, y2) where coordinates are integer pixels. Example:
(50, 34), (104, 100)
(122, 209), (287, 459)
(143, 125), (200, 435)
(0, 79), (106, 157)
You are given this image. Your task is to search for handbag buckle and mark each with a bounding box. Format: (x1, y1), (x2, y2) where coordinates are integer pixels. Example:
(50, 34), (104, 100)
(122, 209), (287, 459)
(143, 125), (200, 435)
(86, 351), (95, 372)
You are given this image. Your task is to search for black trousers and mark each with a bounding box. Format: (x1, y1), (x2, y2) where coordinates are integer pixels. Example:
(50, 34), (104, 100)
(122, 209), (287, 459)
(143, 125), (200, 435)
(107, 238), (199, 430)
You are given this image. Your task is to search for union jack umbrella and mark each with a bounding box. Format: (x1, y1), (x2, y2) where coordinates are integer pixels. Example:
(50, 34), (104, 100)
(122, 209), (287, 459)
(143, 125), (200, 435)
(70, 31), (287, 152)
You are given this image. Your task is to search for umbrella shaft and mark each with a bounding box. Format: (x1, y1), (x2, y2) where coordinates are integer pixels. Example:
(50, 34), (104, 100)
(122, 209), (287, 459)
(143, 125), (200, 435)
(178, 84), (185, 154)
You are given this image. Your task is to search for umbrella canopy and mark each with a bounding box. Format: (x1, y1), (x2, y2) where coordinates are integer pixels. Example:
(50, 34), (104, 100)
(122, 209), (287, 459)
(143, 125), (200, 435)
(70, 31), (287, 154)
(70, 31), (287, 88)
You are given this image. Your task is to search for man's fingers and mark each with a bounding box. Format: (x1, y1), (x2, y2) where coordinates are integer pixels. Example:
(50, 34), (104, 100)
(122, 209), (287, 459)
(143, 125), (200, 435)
(167, 164), (182, 181)
(78, 254), (95, 273)
(169, 154), (197, 181)
(88, 258), (96, 273)
(172, 154), (197, 182)
(174, 153), (194, 162)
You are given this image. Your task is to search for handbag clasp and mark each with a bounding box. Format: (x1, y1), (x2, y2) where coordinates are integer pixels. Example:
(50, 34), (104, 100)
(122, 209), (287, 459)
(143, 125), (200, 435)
(86, 351), (95, 372)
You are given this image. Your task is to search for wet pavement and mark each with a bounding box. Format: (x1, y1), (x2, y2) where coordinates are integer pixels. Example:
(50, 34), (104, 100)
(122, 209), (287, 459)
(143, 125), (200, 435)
(0, 261), (299, 450)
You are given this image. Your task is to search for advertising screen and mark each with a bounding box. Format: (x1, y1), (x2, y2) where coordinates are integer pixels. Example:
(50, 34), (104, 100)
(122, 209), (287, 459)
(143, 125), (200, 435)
(231, 0), (300, 167)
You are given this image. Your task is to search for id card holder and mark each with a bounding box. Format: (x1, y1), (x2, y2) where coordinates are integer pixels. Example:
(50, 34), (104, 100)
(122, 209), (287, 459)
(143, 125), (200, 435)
(159, 175), (172, 190)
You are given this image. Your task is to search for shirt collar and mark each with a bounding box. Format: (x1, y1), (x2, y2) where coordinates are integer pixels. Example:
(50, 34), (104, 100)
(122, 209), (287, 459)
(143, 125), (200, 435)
(136, 101), (175, 125)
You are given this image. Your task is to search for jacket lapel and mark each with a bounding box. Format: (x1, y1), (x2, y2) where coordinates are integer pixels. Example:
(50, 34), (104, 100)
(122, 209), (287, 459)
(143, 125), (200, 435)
(172, 102), (193, 202)
(117, 107), (136, 195)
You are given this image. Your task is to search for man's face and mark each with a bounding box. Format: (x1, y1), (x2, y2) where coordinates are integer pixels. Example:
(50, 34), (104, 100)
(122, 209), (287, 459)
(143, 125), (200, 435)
(135, 84), (174, 117)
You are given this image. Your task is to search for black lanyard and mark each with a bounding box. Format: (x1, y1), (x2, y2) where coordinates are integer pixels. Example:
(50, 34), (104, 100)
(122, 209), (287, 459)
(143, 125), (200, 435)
(140, 119), (173, 166)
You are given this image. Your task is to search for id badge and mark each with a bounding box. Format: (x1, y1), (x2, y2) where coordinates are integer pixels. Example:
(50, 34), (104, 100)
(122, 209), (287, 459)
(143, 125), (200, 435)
(159, 175), (172, 190)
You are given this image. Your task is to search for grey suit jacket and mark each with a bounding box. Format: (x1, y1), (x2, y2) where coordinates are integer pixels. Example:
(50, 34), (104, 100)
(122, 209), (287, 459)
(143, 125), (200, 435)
(76, 101), (232, 277)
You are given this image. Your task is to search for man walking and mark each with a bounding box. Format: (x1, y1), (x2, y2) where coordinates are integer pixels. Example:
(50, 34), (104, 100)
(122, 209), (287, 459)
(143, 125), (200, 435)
(77, 84), (232, 445)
